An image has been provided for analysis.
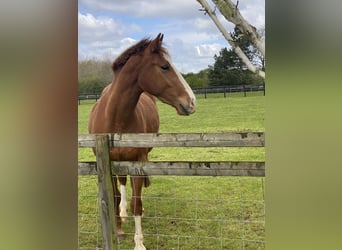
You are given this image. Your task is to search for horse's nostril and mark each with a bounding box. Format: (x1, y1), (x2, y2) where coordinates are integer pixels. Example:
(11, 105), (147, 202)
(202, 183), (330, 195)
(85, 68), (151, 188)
(190, 99), (196, 109)
(179, 103), (190, 115)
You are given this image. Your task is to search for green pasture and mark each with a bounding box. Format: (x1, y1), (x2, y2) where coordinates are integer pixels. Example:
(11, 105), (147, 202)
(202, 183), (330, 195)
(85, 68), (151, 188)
(78, 93), (265, 249)
(78, 92), (265, 162)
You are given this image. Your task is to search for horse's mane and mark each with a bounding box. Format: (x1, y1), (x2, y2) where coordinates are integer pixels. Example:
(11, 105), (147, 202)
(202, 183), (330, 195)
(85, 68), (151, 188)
(112, 37), (167, 73)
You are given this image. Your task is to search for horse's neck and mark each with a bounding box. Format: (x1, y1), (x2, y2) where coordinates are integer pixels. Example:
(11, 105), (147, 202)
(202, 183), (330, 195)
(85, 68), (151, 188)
(104, 73), (142, 130)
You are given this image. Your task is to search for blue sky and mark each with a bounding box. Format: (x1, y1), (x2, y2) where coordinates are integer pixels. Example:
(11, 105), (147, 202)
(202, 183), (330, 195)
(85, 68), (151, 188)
(78, 0), (264, 73)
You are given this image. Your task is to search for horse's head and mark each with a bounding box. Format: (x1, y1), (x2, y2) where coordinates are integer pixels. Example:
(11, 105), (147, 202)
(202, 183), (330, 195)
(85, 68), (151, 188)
(137, 33), (196, 115)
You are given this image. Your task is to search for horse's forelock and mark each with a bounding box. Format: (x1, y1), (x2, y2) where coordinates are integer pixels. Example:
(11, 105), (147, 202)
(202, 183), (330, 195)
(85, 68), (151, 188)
(112, 37), (167, 73)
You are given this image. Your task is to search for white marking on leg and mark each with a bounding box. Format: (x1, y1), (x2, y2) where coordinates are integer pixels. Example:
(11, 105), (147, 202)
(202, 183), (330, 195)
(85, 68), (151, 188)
(119, 185), (128, 221)
(134, 216), (146, 250)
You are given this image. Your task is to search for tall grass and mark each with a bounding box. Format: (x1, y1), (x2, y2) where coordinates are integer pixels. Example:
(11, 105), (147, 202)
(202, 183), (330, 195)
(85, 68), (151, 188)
(78, 94), (265, 249)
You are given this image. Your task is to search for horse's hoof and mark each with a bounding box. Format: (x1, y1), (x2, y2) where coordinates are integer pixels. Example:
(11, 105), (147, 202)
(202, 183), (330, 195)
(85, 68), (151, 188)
(116, 228), (125, 242)
(134, 244), (146, 250)
(134, 233), (146, 250)
(117, 234), (125, 243)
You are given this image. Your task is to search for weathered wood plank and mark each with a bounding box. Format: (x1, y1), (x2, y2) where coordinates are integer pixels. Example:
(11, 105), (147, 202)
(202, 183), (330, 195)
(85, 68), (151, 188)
(95, 135), (116, 250)
(78, 161), (97, 175)
(113, 161), (265, 177)
(78, 161), (265, 177)
(78, 132), (265, 148)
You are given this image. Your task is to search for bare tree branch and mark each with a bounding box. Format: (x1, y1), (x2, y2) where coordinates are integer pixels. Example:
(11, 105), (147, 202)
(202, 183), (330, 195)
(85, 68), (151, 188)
(212, 0), (265, 56)
(196, 0), (265, 79)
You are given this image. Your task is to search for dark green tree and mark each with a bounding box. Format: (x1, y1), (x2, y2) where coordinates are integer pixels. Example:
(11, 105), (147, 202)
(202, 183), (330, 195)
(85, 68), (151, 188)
(208, 26), (264, 86)
(183, 69), (209, 89)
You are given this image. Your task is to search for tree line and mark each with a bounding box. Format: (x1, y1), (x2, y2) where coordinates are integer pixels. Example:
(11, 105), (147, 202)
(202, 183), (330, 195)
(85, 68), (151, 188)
(78, 27), (264, 95)
(78, 59), (113, 94)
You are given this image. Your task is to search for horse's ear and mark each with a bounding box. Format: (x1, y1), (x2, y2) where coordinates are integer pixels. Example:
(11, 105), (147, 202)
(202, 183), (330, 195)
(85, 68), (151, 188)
(158, 33), (164, 42)
(151, 33), (164, 53)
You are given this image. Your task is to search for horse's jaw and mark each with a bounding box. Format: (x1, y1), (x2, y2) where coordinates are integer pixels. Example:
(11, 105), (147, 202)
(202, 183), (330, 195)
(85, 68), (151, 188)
(178, 103), (195, 116)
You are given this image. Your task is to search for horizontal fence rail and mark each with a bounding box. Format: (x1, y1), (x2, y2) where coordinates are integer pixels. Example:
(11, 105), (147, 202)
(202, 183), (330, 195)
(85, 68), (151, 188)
(78, 132), (265, 177)
(78, 161), (265, 177)
(78, 132), (265, 148)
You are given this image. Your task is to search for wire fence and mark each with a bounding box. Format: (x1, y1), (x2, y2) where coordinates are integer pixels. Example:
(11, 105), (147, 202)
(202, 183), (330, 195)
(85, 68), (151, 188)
(78, 133), (265, 249)
(78, 176), (102, 250)
(78, 175), (265, 250)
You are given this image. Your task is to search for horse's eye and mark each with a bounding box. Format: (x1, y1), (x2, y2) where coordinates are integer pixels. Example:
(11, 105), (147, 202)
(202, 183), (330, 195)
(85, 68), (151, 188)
(160, 64), (169, 71)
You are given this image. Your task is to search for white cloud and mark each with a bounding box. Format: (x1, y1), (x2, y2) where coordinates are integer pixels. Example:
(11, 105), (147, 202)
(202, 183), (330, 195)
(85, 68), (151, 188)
(239, 1), (265, 29)
(79, 0), (199, 18)
(78, 1), (265, 72)
(166, 39), (225, 73)
(196, 43), (223, 57)
(193, 17), (217, 32)
(78, 12), (120, 40)
(78, 12), (141, 41)
(78, 12), (142, 60)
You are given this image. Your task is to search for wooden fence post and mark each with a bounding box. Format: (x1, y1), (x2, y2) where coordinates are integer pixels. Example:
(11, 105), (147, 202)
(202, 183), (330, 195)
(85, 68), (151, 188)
(95, 135), (116, 250)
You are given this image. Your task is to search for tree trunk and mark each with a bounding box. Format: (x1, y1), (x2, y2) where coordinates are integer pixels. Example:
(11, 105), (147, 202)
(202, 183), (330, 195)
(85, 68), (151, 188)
(212, 0), (265, 57)
(197, 0), (265, 79)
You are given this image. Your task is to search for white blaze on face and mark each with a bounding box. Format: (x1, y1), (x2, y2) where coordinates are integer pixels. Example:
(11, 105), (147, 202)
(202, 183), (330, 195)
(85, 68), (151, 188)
(164, 53), (196, 109)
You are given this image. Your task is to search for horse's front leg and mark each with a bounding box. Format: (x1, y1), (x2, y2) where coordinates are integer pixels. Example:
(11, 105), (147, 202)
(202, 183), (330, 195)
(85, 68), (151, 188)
(130, 176), (146, 250)
(118, 176), (128, 221)
(112, 176), (124, 241)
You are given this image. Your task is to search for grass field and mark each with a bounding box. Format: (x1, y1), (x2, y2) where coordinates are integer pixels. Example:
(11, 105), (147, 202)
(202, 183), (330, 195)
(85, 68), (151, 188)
(78, 92), (265, 162)
(78, 92), (265, 249)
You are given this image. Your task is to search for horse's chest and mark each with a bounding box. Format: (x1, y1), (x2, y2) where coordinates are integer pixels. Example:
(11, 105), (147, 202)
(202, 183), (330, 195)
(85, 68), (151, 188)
(109, 147), (149, 161)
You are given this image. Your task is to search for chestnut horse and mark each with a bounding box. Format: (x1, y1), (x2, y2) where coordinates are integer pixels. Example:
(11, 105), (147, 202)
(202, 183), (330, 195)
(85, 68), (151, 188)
(88, 33), (196, 250)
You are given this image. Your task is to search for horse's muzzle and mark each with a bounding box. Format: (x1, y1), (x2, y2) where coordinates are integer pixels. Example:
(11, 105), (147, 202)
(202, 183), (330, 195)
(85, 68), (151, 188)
(179, 101), (195, 116)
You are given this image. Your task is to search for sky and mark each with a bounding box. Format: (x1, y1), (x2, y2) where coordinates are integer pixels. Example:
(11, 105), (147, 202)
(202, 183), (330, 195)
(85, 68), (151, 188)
(78, 0), (264, 73)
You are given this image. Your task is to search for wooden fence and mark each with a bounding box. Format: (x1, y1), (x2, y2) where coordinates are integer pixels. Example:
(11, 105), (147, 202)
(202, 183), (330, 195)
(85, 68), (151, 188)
(78, 83), (265, 104)
(78, 132), (265, 250)
(193, 83), (265, 98)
